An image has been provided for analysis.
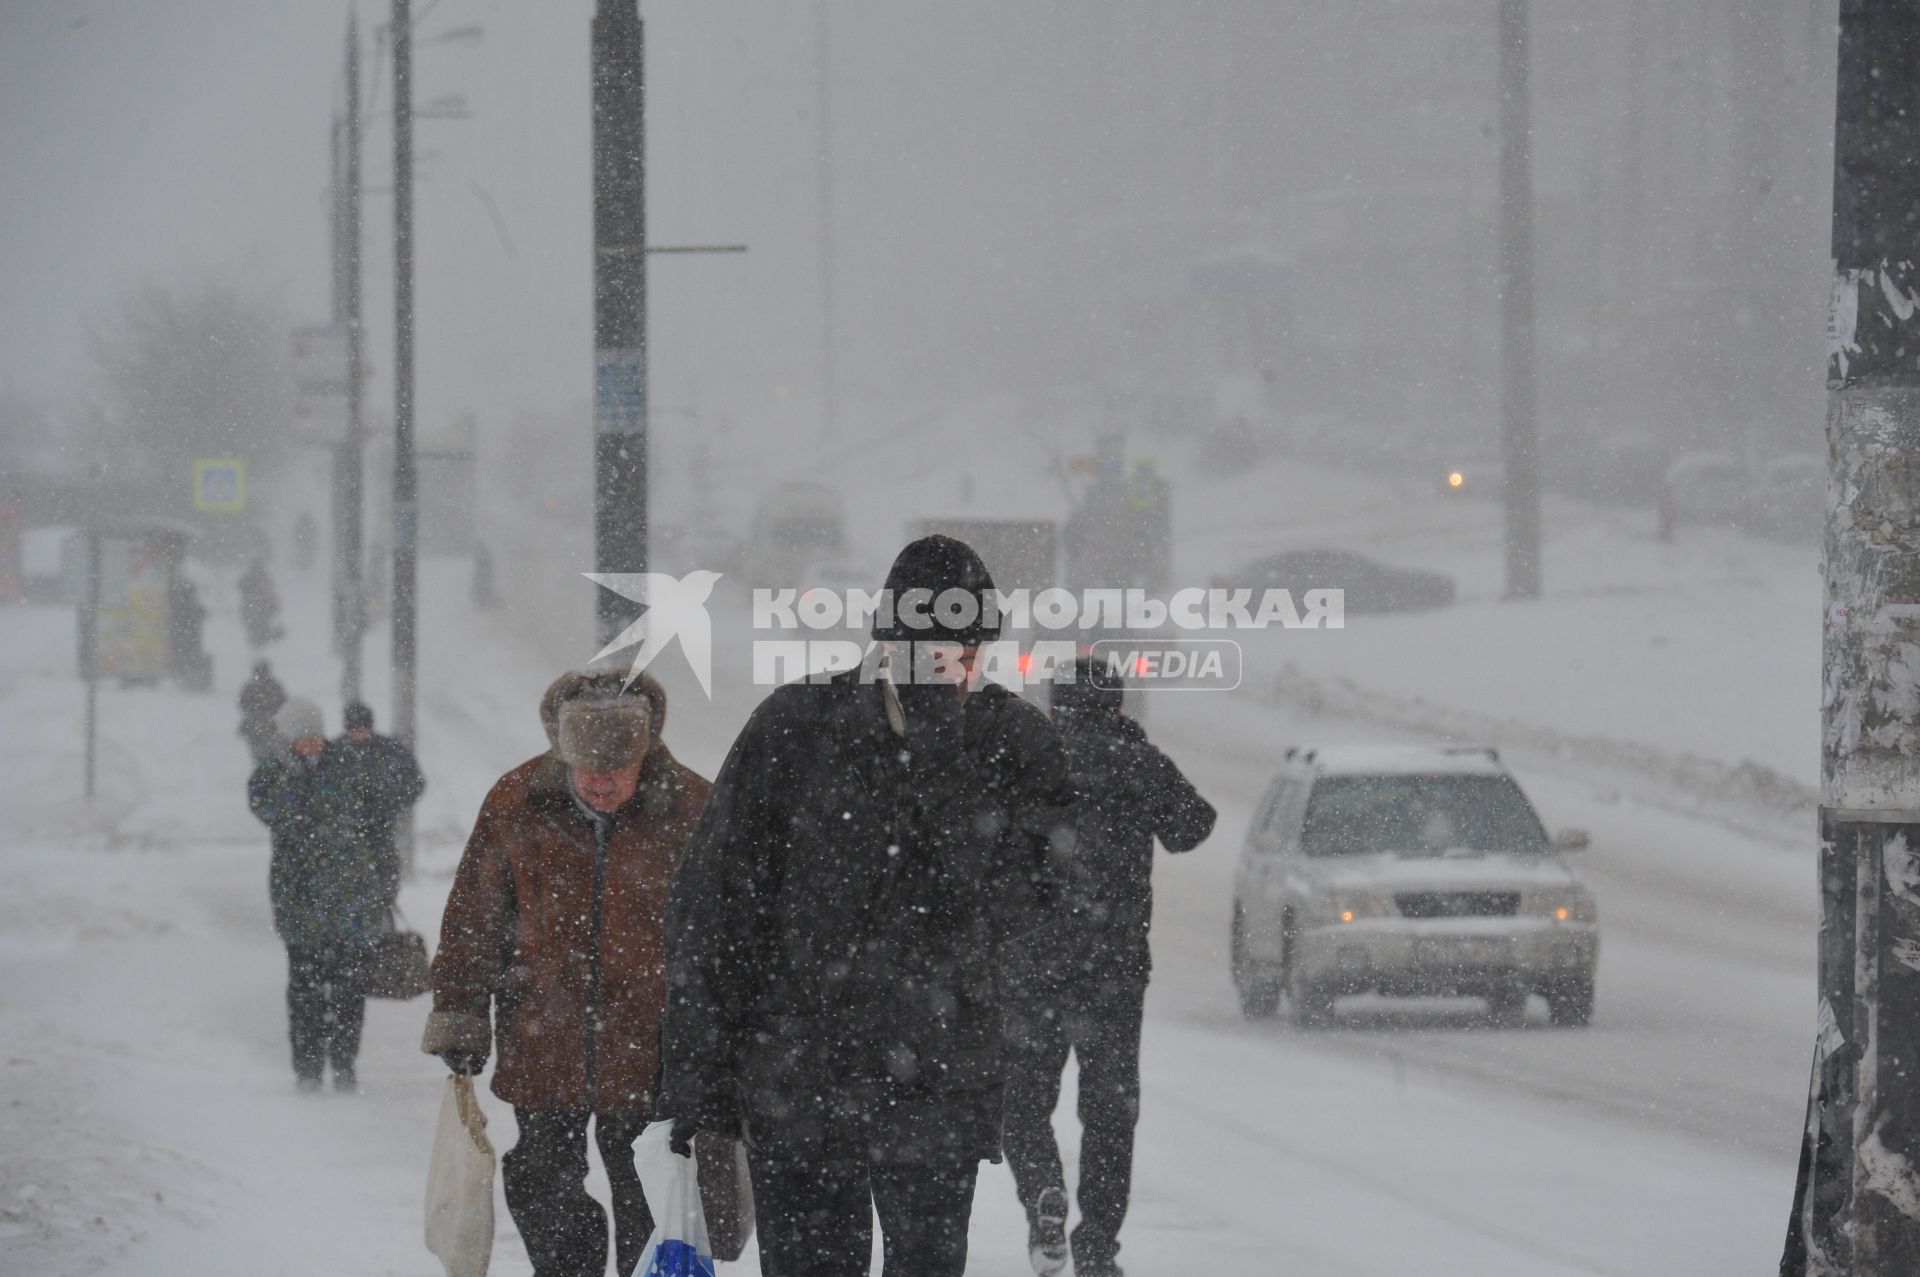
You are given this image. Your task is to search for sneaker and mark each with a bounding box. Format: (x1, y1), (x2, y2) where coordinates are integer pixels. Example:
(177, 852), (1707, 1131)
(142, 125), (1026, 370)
(1028, 1187), (1069, 1277)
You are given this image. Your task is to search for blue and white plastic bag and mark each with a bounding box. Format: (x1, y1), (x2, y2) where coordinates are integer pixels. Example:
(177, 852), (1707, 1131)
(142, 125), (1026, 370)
(634, 1120), (718, 1277)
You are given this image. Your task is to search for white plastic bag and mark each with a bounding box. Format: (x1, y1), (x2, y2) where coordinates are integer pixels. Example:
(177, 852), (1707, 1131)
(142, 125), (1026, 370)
(633, 1120), (718, 1277)
(425, 1075), (496, 1277)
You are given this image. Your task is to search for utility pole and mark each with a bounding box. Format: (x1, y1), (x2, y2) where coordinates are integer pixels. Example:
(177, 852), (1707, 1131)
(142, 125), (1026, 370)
(339, 15), (367, 704)
(1782, 4), (1920, 1272)
(816, 0), (838, 438)
(1496, 0), (1542, 600)
(391, 0), (419, 868)
(592, 0), (648, 647)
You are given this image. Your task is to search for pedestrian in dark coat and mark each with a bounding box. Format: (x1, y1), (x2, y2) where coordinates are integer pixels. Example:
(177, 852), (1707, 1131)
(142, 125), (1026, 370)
(248, 697), (396, 1091)
(239, 558), (284, 648)
(423, 669), (711, 1277)
(238, 660), (287, 762)
(331, 701), (426, 869)
(659, 535), (1077, 1277)
(1001, 656), (1215, 1277)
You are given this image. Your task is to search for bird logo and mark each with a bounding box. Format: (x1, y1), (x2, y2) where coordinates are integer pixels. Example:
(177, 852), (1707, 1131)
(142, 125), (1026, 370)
(584, 570), (723, 699)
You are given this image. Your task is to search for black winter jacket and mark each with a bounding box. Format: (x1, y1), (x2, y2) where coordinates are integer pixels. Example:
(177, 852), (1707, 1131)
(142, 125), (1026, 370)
(659, 671), (1075, 1164)
(248, 745), (399, 949)
(1011, 707), (1215, 993)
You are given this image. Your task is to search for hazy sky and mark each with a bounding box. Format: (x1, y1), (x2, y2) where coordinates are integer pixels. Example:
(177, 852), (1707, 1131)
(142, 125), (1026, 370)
(0, 0), (852, 441)
(1, 1), (1837, 465)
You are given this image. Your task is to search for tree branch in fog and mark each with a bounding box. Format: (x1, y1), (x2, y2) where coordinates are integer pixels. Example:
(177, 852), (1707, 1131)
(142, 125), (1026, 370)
(83, 271), (294, 495)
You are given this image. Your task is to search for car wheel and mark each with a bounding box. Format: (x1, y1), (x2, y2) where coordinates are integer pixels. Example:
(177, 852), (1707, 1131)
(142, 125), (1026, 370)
(1546, 974), (1595, 1028)
(1485, 983), (1530, 1028)
(1231, 907), (1280, 1019)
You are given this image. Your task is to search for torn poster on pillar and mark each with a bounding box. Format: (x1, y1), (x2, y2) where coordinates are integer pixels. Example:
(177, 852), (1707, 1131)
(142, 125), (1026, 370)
(1816, 997), (1847, 1064)
(1887, 833), (1920, 911)
(1858, 1113), (1920, 1222)
(1830, 264), (1862, 383)
(1821, 393), (1920, 808)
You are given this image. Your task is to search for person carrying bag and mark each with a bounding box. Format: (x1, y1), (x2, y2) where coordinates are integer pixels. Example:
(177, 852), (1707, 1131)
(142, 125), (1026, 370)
(422, 669), (723, 1277)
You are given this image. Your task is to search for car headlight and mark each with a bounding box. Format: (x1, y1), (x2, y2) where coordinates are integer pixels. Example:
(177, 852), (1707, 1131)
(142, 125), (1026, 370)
(1525, 888), (1597, 923)
(1311, 891), (1395, 925)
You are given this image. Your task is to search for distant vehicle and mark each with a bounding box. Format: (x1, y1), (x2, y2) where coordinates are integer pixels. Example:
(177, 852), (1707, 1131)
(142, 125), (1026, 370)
(747, 482), (846, 587)
(1230, 744), (1598, 1028)
(1660, 452), (1747, 532)
(1750, 454), (1823, 541)
(1212, 549), (1454, 614)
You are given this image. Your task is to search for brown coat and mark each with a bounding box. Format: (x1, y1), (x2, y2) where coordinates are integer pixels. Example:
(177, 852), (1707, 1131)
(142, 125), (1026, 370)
(423, 711), (711, 1113)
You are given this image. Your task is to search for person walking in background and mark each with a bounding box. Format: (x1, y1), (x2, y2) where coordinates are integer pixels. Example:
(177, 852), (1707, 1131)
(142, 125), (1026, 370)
(167, 573), (210, 691)
(471, 542), (501, 611)
(423, 669), (711, 1277)
(659, 535), (1077, 1277)
(239, 558), (284, 648)
(1001, 656), (1216, 1277)
(248, 697), (397, 1093)
(332, 701), (426, 866)
(237, 660), (286, 763)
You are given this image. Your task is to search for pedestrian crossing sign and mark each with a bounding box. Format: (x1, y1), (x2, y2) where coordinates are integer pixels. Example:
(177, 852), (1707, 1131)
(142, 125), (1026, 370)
(193, 458), (247, 513)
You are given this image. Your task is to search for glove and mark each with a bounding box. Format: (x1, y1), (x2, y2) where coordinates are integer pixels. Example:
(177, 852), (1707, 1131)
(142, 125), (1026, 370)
(441, 1051), (485, 1077)
(668, 1116), (699, 1159)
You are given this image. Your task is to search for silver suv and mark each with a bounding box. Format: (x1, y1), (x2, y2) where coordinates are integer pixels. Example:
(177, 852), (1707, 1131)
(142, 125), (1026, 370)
(1229, 745), (1597, 1028)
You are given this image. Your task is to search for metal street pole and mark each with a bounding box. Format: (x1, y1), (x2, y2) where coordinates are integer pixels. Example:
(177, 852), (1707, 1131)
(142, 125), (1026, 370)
(592, 0), (648, 646)
(84, 530), (100, 801)
(337, 16), (367, 704)
(816, 0), (838, 439)
(1496, 0), (1542, 600)
(391, 0), (419, 870)
(1782, 4), (1920, 1271)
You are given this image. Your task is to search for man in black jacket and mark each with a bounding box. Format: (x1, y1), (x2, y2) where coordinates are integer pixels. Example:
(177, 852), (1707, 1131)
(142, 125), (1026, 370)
(1002, 656), (1215, 1277)
(332, 701), (426, 881)
(660, 536), (1076, 1277)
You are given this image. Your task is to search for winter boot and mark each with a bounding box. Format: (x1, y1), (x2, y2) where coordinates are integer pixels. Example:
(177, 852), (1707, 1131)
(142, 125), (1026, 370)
(1029, 1186), (1069, 1277)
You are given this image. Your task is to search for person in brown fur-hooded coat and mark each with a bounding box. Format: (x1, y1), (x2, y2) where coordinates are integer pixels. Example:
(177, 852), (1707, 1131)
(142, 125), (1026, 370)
(422, 666), (712, 1277)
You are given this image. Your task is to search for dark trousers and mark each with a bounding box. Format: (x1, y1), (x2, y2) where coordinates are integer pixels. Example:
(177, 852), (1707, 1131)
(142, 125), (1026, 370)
(749, 1151), (978, 1277)
(1002, 978), (1146, 1273)
(503, 1109), (653, 1277)
(285, 944), (367, 1082)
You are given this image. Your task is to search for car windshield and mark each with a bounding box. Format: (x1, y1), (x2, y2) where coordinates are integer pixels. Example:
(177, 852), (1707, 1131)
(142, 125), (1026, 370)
(1301, 774), (1548, 856)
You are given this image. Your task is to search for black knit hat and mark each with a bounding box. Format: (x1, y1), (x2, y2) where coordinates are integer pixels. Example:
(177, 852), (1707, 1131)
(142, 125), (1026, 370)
(870, 534), (1001, 644)
(1051, 653), (1124, 714)
(343, 701), (375, 732)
